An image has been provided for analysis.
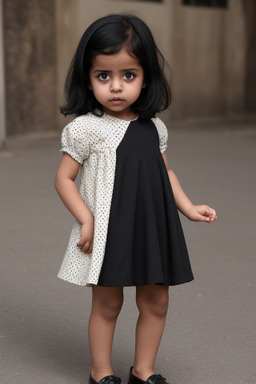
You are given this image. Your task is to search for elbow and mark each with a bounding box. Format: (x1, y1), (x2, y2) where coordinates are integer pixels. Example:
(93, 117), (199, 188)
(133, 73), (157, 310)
(54, 174), (61, 193)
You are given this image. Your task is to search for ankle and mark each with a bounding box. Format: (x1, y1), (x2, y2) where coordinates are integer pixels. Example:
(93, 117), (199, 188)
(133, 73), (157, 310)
(91, 368), (114, 382)
(132, 366), (155, 381)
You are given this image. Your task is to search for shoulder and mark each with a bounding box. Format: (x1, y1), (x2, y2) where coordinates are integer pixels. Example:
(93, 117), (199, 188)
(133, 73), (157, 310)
(151, 117), (168, 153)
(151, 117), (168, 136)
(60, 115), (95, 163)
(151, 116), (167, 129)
(63, 113), (98, 136)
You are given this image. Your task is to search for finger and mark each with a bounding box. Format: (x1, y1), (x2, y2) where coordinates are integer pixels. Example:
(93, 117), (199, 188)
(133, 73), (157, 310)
(77, 234), (89, 248)
(196, 213), (211, 222)
(205, 207), (215, 218)
(209, 208), (217, 221)
(202, 211), (215, 222)
(206, 211), (217, 223)
(77, 238), (87, 250)
(81, 241), (92, 254)
(88, 243), (93, 253)
(206, 206), (213, 216)
(77, 237), (86, 247)
(87, 234), (94, 253)
(198, 206), (209, 217)
(88, 238), (94, 253)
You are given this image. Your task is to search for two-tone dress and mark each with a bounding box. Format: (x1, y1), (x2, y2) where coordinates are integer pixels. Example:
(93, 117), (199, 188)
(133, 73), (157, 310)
(57, 112), (194, 287)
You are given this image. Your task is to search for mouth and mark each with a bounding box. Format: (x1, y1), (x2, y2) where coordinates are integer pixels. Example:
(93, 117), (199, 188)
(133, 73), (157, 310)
(110, 98), (124, 105)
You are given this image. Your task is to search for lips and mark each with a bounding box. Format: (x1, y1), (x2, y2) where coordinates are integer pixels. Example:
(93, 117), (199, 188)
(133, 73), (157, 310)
(110, 98), (124, 105)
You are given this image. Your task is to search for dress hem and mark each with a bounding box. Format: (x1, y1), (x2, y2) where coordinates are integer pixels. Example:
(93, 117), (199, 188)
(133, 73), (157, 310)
(58, 274), (194, 287)
(97, 277), (194, 287)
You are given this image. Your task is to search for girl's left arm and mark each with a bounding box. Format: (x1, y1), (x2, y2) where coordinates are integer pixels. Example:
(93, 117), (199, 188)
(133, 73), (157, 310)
(162, 152), (217, 223)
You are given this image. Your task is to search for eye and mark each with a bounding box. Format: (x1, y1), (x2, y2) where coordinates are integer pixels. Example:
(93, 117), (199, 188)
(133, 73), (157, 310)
(124, 72), (135, 80)
(97, 73), (109, 81)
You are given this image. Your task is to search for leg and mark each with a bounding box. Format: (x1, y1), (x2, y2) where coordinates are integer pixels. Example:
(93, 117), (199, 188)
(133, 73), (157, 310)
(132, 284), (169, 381)
(89, 285), (124, 382)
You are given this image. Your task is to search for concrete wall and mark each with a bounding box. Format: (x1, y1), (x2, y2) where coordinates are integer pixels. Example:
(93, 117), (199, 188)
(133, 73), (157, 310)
(3, 0), (58, 135)
(169, 0), (246, 119)
(244, 0), (256, 112)
(0, 0), (6, 148)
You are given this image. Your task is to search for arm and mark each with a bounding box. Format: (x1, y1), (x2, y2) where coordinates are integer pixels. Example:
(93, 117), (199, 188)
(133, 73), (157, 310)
(54, 153), (94, 253)
(162, 152), (217, 223)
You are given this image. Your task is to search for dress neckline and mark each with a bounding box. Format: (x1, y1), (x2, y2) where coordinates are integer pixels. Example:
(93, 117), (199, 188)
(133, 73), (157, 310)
(102, 112), (139, 123)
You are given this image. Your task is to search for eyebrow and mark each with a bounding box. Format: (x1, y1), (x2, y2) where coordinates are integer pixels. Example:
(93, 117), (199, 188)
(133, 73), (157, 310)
(93, 68), (140, 73)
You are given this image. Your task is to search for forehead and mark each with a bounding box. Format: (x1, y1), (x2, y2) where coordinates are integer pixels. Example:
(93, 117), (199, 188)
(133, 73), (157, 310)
(91, 48), (141, 70)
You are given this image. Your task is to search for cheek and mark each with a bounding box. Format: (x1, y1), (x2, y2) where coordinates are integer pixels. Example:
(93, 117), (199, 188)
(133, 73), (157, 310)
(134, 84), (144, 98)
(90, 85), (107, 103)
(93, 87), (105, 97)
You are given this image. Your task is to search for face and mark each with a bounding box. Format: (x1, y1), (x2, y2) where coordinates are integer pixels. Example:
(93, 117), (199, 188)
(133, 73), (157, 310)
(89, 48), (145, 120)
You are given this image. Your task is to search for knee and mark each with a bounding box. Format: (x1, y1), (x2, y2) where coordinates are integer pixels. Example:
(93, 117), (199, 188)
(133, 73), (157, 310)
(137, 288), (169, 318)
(149, 294), (169, 318)
(96, 292), (124, 322)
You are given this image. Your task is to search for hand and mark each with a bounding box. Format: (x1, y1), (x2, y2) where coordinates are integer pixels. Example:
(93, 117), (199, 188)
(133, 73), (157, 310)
(77, 215), (94, 253)
(187, 204), (217, 223)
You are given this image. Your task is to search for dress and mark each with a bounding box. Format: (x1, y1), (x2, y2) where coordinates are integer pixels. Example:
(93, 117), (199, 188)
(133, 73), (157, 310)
(57, 113), (194, 287)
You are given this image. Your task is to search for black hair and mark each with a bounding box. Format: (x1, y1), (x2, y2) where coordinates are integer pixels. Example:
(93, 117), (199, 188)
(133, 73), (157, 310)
(60, 13), (172, 119)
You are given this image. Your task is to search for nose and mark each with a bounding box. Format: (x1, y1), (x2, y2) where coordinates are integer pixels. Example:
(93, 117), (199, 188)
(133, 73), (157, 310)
(110, 78), (123, 92)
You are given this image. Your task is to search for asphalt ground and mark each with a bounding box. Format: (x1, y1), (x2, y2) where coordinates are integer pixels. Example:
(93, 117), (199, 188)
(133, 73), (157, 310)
(1, 117), (256, 384)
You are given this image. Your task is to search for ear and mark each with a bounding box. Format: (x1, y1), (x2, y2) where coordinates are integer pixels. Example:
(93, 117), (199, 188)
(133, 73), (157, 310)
(88, 84), (93, 90)
(142, 82), (147, 89)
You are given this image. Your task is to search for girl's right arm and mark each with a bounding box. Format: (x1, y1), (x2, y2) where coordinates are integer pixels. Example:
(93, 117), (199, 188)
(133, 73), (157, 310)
(54, 153), (94, 254)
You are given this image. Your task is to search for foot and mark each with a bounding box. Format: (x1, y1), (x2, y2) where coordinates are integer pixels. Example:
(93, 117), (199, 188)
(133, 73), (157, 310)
(89, 374), (122, 384)
(128, 367), (169, 384)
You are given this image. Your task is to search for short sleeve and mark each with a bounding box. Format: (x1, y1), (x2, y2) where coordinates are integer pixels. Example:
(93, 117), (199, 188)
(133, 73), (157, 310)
(60, 117), (90, 164)
(152, 117), (168, 154)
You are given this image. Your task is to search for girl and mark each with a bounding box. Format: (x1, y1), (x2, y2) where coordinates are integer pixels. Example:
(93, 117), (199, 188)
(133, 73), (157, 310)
(54, 14), (217, 384)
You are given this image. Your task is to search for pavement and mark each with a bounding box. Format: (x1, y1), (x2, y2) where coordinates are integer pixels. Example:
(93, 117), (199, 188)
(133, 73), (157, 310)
(0, 116), (256, 384)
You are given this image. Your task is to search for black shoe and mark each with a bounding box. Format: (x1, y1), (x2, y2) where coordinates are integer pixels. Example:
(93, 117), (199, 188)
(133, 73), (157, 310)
(128, 367), (169, 384)
(89, 374), (122, 384)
